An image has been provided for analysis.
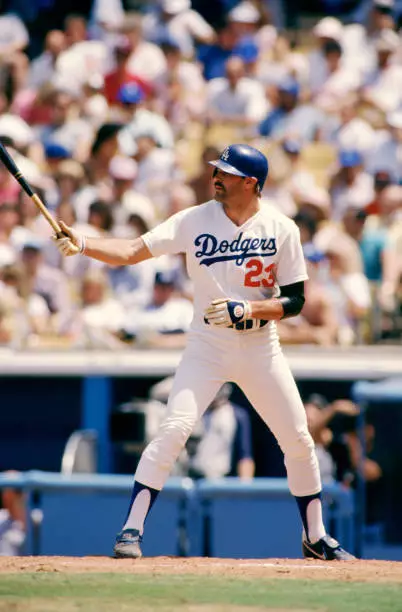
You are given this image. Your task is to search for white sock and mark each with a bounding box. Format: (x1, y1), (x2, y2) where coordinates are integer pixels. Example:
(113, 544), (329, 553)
(123, 489), (151, 535)
(306, 498), (326, 543)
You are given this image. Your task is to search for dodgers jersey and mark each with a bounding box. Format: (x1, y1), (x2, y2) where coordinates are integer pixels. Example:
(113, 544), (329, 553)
(142, 200), (308, 333)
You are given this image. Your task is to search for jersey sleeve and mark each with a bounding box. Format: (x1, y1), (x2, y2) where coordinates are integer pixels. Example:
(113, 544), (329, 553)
(141, 208), (190, 257)
(275, 223), (308, 286)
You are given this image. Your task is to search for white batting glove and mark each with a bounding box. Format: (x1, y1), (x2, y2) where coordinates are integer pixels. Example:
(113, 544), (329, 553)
(52, 220), (85, 257)
(204, 298), (252, 327)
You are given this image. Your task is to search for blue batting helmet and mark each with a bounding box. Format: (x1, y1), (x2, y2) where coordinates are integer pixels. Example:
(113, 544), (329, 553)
(208, 144), (269, 192)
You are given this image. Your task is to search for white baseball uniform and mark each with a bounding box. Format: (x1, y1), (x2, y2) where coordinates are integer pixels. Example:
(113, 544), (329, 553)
(135, 199), (321, 497)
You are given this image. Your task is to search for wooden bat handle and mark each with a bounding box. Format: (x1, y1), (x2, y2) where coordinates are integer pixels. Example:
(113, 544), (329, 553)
(31, 193), (62, 235)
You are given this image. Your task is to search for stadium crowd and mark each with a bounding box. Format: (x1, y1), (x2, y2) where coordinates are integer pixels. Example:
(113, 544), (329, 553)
(1, 0), (402, 349)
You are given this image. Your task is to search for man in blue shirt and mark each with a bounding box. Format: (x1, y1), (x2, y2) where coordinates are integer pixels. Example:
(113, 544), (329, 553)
(259, 77), (324, 142)
(198, 21), (259, 81)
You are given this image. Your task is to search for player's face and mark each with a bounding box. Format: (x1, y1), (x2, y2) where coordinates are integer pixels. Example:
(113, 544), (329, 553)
(212, 168), (246, 202)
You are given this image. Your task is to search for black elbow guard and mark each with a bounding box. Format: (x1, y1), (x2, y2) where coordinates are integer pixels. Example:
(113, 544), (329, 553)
(278, 281), (305, 319)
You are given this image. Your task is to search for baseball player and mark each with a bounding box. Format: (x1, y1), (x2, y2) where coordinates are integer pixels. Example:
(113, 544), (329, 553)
(54, 144), (354, 561)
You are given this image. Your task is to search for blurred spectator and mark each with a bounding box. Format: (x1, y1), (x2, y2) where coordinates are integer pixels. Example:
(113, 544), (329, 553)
(34, 89), (94, 163)
(197, 21), (241, 80)
(0, 475), (26, 556)
(168, 182), (196, 217)
(1, 262), (52, 339)
(360, 28), (402, 114)
(259, 77), (323, 142)
(312, 39), (361, 112)
(0, 278), (23, 347)
(304, 393), (358, 485)
(365, 170), (396, 216)
(87, 200), (114, 234)
(74, 122), (122, 221)
(19, 238), (73, 335)
(27, 30), (66, 90)
(54, 159), (86, 208)
(323, 231), (372, 343)
(206, 56), (268, 128)
(189, 145), (221, 204)
(281, 139), (318, 202)
(333, 403), (384, 527)
(0, 10), (29, 96)
(0, 158), (22, 207)
(277, 243), (340, 345)
(342, 203), (399, 312)
(293, 210), (319, 245)
(367, 110), (402, 183)
(177, 383), (255, 479)
(103, 35), (152, 106)
(117, 82), (174, 152)
(329, 149), (375, 221)
(0, 117), (36, 158)
(76, 269), (126, 341)
(155, 38), (206, 129)
(151, 379), (255, 479)
(89, 0), (125, 43)
(307, 17), (345, 96)
(44, 142), (73, 175)
(325, 93), (376, 159)
(80, 74), (109, 128)
(142, 0), (215, 59)
(122, 268), (193, 347)
(108, 254), (157, 311)
(53, 16), (108, 94)
(108, 155), (157, 232)
(229, 0), (277, 60)
(0, 203), (19, 251)
(120, 12), (167, 85)
(133, 133), (182, 219)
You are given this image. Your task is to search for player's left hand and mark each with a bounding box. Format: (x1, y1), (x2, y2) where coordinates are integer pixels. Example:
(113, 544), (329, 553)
(204, 298), (252, 327)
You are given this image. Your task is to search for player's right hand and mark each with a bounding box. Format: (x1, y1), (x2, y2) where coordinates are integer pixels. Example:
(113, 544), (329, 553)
(52, 220), (83, 256)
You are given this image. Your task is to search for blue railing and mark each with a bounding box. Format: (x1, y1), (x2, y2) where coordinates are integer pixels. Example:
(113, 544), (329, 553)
(0, 471), (355, 558)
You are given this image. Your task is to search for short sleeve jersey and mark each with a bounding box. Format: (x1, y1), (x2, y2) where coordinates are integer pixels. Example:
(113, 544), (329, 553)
(142, 200), (308, 332)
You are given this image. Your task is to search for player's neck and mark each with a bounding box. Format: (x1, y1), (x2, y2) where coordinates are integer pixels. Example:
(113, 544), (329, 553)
(221, 196), (260, 227)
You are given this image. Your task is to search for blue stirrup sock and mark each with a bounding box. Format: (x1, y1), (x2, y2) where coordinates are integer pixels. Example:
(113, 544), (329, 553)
(295, 491), (326, 543)
(122, 481), (160, 535)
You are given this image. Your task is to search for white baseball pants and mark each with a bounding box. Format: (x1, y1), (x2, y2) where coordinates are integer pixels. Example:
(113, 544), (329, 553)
(135, 326), (321, 497)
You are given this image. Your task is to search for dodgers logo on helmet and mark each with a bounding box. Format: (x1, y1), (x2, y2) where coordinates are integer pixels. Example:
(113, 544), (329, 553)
(221, 147), (230, 161)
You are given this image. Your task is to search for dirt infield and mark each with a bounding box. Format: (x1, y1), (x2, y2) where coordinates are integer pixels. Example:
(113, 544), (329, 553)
(1, 556), (401, 583)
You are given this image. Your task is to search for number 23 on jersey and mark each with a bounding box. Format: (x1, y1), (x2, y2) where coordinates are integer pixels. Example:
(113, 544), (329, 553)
(244, 259), (276, 288)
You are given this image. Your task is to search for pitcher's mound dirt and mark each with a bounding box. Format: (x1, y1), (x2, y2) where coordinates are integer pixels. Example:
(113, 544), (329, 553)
(0, 557), (401, 583)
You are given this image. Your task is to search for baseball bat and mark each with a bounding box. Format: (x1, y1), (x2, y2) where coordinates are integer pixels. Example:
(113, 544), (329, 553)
(0, 142), (63, 237)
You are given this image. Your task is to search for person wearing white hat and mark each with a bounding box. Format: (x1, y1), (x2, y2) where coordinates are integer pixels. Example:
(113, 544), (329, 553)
(311, 39), (362, 113)
(308, 17), (345, 97)
(228, 1), (261, 35)
(336, 0), (398, 82)
(142, 0), (215, 59)
(108, 155), (157, 233)
(360, 29), (402, 113)
(228, 1), (278, 66)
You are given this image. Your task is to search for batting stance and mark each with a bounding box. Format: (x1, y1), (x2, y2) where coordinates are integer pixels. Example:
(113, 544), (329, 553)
(54, 144), (354, 561)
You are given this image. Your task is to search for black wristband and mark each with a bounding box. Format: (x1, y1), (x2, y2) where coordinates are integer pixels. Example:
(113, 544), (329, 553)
(278, 281), (305, 319)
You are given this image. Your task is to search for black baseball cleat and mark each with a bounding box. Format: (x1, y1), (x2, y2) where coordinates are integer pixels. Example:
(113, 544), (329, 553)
(302, 535), (356, 561)
(113, 528), (143, 559)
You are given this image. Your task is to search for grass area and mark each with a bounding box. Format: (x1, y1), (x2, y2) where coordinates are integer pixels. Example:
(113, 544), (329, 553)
(0, 574), (402, 612)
